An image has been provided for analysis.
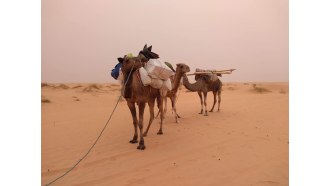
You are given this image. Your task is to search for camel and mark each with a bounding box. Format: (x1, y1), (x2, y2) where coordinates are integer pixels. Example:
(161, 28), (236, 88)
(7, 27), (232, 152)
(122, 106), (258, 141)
(182, 73), (222, 116)
(119, 45), (165, 150)
(144, 63), (190, 135)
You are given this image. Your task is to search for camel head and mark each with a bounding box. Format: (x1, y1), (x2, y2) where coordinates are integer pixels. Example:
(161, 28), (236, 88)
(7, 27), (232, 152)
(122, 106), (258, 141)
(118, 55), (143, 74)
(176, 63), (190, 74)
(139, 44), (159, 59)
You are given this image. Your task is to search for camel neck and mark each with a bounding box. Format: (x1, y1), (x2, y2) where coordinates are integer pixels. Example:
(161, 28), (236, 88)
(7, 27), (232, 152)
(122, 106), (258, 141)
(172, 71), (183, 92)
(182, 74), (203, 92)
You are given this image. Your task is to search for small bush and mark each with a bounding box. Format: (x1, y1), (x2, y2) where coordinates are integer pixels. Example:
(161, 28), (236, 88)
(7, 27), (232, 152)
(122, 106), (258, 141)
(82, 84), (102, 92)
(41, 83), (48, 88)
(41, 96), (51, 103)
(252, 84), (271, 93)
(58, 84), (70, 89)
(72, 85), (83, 89)
(279, 89), (286, 94)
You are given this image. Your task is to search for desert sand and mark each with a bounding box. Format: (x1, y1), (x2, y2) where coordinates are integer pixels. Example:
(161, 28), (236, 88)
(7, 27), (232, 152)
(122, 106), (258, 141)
(42, 82), (288, 186)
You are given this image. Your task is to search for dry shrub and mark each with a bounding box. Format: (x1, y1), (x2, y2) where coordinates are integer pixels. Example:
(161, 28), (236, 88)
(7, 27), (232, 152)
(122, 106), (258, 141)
(72, 85), (83, 89)
(227, 86), (236, 91)
(279, 89), (286, 94)
(41, 96), (51, 103)
(58, 84), (70, 89)
(252, 84), (271, 93)
(41, 83), (48, 88)
(82, 84), (102, 92)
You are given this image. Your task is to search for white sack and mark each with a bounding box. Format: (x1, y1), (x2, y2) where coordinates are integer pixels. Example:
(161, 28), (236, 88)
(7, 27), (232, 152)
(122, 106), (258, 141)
(162, 78), (172, 91)
(145, 59), (175, 80)
(150, 78), (164, 89)
(139, 67), (151, 86)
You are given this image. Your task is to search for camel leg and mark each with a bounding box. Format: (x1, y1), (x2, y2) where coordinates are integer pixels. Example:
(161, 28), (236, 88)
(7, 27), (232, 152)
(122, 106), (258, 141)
(155, 96), (161, 118)
(203, 91), (208, 116)
(218, 90), (221, 112)
(171, 96), (179, 123)
(155, 110), (160, 119)
(198, 91), (203, 114)
(157, 95), (164, 135)
(209, 91), (217, 112)
(137, 102), (146, 150)
(143, 98), (156, 137)
(127, 101), (138, 143)
(173, 93), (181, 118)
(163, 97), (167, 120)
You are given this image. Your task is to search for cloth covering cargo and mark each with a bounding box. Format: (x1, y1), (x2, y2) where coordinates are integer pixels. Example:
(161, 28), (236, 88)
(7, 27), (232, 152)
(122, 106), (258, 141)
(138, 59), (174, 91)
(145, 59), (175, 80)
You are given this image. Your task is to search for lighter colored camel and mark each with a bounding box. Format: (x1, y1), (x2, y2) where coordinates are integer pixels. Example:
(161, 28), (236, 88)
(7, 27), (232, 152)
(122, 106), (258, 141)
(182, 74), (222, 116)
(144, 63), (190, 136)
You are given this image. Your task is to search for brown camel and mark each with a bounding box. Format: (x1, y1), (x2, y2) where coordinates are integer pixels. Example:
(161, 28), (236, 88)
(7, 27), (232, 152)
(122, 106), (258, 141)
(119, 45), (165, 150)
(182, 74), (222, 116)
(145, 63), (190, 136)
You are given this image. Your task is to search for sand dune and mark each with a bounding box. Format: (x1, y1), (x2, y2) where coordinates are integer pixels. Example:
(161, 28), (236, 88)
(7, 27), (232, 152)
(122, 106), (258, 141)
(42, 82), (288, 185)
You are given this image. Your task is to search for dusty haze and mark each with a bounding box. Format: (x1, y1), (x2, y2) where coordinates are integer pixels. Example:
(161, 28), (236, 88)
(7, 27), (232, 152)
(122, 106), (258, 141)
(42, 0), (288, 83)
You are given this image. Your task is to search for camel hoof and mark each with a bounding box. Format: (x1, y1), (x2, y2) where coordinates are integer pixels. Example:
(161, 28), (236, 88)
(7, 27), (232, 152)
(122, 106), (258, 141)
(209, 110), (214, 112)
(204, 114), (208, 116)
(137, 145), (146, 150)
(157, 131), (163, 135)
(129, 139), (138, 143)
(143, 133), (148, 137)
(177, 114), (181, 118)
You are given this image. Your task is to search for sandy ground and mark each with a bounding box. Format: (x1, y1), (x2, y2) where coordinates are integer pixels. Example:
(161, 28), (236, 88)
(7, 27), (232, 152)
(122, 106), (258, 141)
(42, 82), (288, 186)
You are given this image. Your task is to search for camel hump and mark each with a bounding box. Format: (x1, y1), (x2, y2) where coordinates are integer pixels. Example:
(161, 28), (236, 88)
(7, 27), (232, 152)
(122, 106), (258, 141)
(195, 68), (219, 82)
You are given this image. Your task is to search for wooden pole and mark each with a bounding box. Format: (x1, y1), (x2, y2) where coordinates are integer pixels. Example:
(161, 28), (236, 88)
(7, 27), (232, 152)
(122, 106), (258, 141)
(186, 69), (235, 76)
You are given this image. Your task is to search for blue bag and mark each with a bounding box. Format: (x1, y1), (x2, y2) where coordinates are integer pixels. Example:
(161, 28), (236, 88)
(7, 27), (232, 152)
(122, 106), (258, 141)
(111, 63), (122, 80)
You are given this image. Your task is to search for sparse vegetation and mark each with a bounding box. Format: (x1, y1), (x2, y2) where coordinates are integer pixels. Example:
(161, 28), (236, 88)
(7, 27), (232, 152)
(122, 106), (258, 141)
(82, 84), (102, 92)
(252, 84), (271, 93)
(41, 96), (51, 103)
(72, 85), (83, 89)
(227, 86), (236, 91)
(279, 89), (286, 94)
(41, 83), (48, 87)
(58, 84), (70, 89)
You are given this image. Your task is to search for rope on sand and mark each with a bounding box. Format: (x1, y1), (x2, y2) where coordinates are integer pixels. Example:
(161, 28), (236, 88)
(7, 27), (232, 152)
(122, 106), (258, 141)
(45, 62), (135, 186)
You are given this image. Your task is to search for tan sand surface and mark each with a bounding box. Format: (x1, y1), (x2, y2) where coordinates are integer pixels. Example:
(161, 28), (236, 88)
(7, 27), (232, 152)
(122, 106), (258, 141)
(42, 82), (288, 186)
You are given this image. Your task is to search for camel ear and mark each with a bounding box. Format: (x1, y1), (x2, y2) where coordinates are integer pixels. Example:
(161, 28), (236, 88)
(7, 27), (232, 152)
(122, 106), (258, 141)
(117, 57), (124, 63)
(143, 44), (147, 49)
(147, 45), (152, 51)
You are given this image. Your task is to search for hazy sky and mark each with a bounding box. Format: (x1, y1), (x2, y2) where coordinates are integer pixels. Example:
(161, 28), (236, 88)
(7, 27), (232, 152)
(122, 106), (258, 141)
(42, 0), (288, 83)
